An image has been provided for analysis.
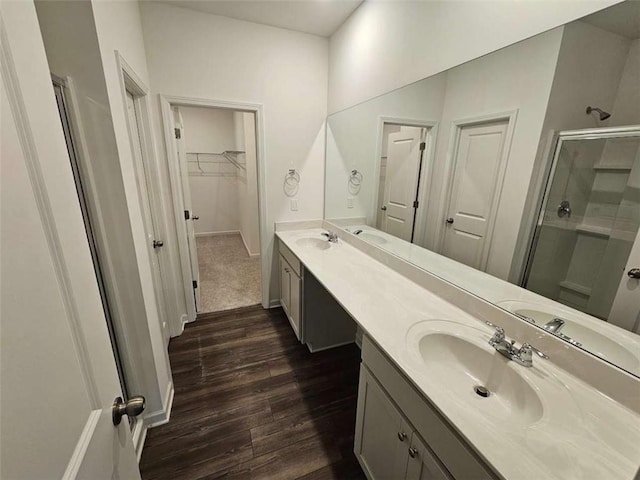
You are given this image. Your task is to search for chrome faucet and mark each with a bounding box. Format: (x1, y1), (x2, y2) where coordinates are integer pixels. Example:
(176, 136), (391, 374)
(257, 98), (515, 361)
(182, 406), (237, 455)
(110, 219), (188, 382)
(486, 322), (547, 367)
(544, 318), (565, 333)
(353, 229), (363, 235)
(321, 231), (339, 243)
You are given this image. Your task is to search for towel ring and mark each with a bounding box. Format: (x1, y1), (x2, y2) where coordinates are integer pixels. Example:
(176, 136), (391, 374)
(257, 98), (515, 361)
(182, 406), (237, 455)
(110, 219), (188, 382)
(349, 169), (363, 186)
(285, 168), (300, 186)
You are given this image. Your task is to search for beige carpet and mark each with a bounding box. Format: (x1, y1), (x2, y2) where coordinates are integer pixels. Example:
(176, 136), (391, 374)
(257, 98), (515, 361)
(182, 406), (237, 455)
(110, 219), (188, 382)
(196, 233), (261, 313)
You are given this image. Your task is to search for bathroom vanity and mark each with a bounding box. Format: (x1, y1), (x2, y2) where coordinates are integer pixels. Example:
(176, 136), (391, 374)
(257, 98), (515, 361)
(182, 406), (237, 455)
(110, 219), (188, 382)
(276, 225), (640, 480)
(278, 239), (356, 351)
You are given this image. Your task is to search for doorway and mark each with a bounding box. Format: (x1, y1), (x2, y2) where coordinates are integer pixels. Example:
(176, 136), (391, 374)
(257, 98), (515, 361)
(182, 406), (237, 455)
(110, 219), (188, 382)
(375, 120), (435, 244)
(168, 103), (263, 315)
(438, 113), (515, 271)
(524, 128), (640, 329)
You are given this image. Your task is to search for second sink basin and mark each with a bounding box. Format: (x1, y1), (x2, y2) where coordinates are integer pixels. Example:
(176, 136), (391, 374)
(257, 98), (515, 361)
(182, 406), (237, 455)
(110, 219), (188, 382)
(295, 237), (330, 250)
(406, 320), (544, 427)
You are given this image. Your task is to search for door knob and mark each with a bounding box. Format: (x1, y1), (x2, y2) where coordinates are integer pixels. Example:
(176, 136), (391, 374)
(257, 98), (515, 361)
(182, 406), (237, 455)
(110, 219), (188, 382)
(628, 268), (640, 279)
(381, 206), (387, 211)
(192, 215), (199, 221)
(408, 447), (418, 458)
(153, 240), (164, 248)
(446, 218), (454, 224)
(397, 432), (407, 442)
(112, 396), (145, 425)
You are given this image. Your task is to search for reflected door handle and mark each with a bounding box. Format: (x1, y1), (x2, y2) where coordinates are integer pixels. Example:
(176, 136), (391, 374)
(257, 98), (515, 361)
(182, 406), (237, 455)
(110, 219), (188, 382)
(446, 218), (454, 224)
(628, 268), (640, 279)
(192, 215), (199, 221)
(381, 206), (387, 211)
(112, 396), (145, 425)
(153, 240), (164, 248)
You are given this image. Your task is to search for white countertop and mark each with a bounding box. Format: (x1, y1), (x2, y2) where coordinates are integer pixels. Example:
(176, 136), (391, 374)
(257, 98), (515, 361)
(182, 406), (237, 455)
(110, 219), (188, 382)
(276, 227), (640, 480)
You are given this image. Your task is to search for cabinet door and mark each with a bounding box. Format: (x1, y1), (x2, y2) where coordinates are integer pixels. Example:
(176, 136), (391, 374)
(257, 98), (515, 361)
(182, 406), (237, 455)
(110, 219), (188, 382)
(355, 366), (409, 480)
(279, 255), (291, 316)
(289, 269), (302, 341)
(405, 432), (452, 480)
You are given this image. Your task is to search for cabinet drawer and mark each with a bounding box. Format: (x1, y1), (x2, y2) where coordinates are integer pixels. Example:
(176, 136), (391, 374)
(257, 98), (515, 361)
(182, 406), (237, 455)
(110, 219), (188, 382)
(362, 335), (496, 480)
(278, 240), (301, 276)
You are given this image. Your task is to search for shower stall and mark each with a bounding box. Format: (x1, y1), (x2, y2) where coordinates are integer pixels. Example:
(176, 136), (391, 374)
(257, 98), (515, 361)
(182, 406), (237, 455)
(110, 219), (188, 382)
(524, 126), (640, 329)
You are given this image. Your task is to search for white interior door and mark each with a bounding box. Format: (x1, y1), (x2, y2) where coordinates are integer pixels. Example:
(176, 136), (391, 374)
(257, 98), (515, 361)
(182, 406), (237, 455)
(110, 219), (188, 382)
(609, 230), (640, 333)
(442, 120), (509, 269)
(173, 107), (201, 312)
(382, 127), (424, 241)
(125, 91), (170, 342)
(1, 2), (140, 478)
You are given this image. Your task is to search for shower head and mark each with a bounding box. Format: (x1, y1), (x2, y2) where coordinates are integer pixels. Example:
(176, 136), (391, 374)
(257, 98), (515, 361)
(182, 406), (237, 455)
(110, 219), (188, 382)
(586, 106), (611, 121)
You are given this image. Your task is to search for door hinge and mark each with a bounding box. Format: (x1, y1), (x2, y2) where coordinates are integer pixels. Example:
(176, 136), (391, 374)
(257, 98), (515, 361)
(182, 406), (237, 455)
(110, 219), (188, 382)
(184, 210), (190, 220)
(420, 142), (426, 151)
(413, 200), (419, 209)
(174, 128), (181, 139)
(192, 280), (198, 289)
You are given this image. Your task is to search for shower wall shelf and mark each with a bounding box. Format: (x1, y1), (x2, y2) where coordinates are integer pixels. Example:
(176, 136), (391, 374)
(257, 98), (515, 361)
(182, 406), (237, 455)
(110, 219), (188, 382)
(592, 163), (632, 171)
(575, 223), (612, 238)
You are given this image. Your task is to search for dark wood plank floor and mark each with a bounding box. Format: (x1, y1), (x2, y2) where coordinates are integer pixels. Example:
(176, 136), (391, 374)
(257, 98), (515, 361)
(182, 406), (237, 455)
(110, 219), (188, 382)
(140, 305), (365, 480)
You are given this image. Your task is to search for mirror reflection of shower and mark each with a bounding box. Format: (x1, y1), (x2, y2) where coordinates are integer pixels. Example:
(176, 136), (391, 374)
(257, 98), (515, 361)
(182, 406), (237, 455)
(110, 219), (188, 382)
(524, 129), (640, 331)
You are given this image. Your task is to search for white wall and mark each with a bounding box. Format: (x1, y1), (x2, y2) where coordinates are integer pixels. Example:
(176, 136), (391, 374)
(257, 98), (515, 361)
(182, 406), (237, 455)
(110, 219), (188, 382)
(611, 38), (640, 126)
(180, 106), (240, 235)
(425, 27), (564, 280)
(140, 2), (328, 305)
(328, 0), (623, 113)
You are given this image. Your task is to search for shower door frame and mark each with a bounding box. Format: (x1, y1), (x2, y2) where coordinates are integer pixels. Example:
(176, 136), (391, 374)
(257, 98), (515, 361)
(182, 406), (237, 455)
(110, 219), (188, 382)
(521, 125), (640, 290)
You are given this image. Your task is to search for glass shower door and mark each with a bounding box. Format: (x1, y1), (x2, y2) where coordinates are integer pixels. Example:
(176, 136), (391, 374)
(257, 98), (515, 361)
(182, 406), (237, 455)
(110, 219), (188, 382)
(524, 128), (640, 325)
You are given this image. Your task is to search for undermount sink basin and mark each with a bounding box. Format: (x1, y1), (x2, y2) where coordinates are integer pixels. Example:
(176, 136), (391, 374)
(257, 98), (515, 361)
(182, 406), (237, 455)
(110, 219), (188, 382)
(295, 237), (330, 250)
(358, 232), (388, 245)
(407, 321), (544, 427)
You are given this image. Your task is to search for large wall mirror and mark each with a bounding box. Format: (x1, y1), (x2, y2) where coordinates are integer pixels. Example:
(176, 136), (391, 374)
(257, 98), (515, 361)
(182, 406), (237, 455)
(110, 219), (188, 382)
(324, 1), (640, 377)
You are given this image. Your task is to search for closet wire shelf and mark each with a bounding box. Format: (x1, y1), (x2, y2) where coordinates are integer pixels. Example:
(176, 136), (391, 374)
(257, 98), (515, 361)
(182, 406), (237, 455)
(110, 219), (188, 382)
(186, 151), (246, 177)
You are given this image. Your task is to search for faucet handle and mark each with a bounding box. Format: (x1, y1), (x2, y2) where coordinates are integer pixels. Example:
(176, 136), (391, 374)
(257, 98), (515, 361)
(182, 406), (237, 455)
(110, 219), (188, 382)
(485, 321), (505, 338)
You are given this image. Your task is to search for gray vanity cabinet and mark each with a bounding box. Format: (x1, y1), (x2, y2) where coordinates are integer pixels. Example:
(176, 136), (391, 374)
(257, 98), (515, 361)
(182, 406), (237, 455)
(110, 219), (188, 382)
(355, 335), (496, 480)
(355, 366), (452, 480)
(278, 244), (302, 341)
(278, 238), (357, 351)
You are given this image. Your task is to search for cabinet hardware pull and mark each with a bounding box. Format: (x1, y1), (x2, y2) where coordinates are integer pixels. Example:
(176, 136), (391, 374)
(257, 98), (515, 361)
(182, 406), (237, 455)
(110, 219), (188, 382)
(397, 432), (407, 442)
(408, 447), (418, 458)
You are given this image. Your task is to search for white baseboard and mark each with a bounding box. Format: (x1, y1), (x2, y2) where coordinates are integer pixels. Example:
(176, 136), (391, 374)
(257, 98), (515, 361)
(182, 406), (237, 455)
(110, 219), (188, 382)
(195, 230), (240, 238)
(268, 299), (281, 309)
(144, 381), (174, 429)
(132, 419), (148, 463)
(239, 230), (260, 258)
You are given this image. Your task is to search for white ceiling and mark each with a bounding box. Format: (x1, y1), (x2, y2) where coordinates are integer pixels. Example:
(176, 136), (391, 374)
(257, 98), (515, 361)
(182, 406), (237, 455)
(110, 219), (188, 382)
(153, 0), (364, 37)
(581, 1), (640, 39)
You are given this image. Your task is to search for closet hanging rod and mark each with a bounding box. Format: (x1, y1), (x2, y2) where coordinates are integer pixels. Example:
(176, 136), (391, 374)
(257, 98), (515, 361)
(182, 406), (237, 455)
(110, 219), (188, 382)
(187, 151), (246, 170)
(186, 151), (246, 156)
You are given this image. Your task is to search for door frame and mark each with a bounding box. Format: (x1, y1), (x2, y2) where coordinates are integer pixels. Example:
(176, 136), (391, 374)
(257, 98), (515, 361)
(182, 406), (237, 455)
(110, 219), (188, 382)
(115, 52), (178, 341)
(521, 125), (640, 289)
(436, 110), (517, 271)
(372, 116), (438, 247)
(159, 94), (268, 322)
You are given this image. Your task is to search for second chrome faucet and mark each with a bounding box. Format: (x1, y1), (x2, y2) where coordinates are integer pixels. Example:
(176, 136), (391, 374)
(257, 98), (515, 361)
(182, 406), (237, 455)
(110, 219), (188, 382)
(486, 322), (547, 367)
